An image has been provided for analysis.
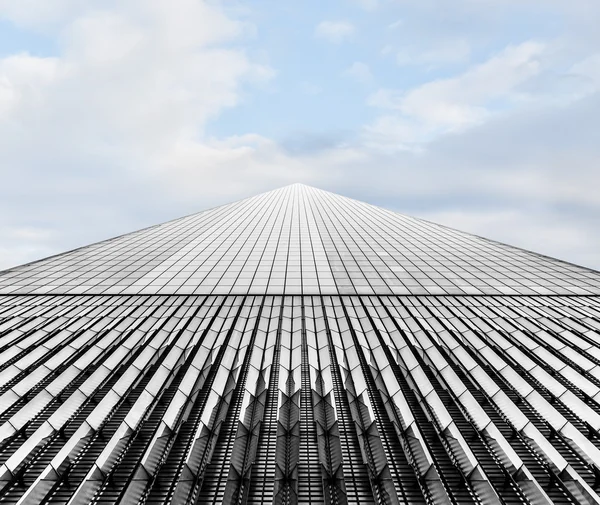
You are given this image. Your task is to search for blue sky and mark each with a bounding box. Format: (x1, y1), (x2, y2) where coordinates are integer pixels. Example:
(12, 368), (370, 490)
(0, 0), (599, 270)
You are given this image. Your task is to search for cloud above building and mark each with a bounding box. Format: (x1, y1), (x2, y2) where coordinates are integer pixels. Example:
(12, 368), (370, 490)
(315, 20), (356, 44)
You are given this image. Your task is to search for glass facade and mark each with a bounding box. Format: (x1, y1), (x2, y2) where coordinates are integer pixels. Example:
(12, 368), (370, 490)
(0, 184), (598, 297)
(0, 184), (598, 504)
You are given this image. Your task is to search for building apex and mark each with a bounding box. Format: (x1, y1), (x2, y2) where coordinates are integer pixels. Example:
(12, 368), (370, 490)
(0, 184), (598, 297)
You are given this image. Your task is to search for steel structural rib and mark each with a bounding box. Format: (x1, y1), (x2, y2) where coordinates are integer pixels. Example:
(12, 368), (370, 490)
(0, 294), (598, 504)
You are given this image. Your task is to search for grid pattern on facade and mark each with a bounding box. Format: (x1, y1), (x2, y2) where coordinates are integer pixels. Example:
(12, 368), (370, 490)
(0, 293), (599, 505)
(0, 184), (598, 296)
(1, 184), (600, 505)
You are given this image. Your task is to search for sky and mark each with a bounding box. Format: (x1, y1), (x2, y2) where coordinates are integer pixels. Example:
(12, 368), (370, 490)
(0, 0), (599, 271)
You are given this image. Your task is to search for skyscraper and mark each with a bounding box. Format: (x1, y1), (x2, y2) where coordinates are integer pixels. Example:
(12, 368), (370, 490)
(0, 183), (599, 504)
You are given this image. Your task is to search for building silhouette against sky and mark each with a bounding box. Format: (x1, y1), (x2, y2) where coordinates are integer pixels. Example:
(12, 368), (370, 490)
(0, 184), (599, 504)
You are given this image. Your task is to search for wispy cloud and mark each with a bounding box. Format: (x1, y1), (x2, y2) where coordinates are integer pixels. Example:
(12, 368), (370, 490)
(315, 21), (355, 44)
(396, 38), (471, 67)
(299, 81), (322, 95)
(351, 0), (378, 11)
(344, 61), (373, 83)
(367, 41), (546, 143)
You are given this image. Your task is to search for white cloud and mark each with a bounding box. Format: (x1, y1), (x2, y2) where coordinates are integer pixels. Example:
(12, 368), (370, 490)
(0, 1), (272, 142)
(367, 41), (545, 143)
(0, 0), (87, 27)
(315, 21), (355, 44)
(0, 54), (61, 116)
(361, 116), (428, 151)
(64, 12), (146, 65)
(569, 53), (600, 90)
(0, 0), (275, 268)
(344, 61), (373, 83)
(396, 39), (471, 67)
(299, 81), (322, 95)
(351, 0), (378, 11)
